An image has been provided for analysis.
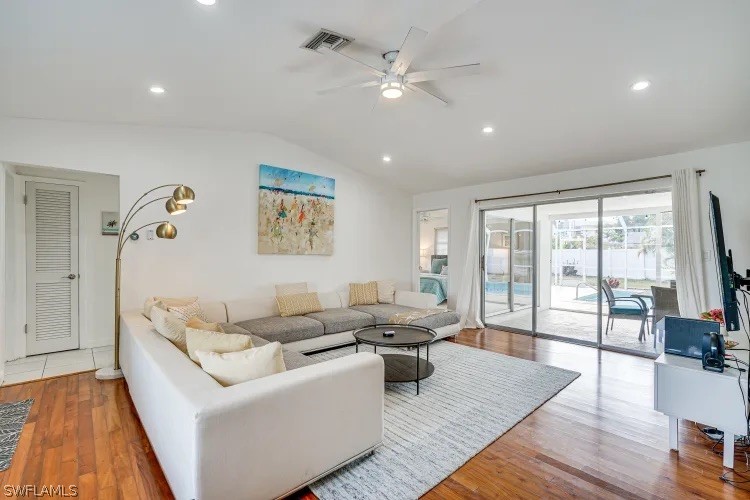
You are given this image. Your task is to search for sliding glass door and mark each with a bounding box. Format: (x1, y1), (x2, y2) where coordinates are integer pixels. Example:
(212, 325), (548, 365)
(600, 192), (674, 355)
(480, 190), (671, 357)
(535, 199), (601, 345)
(481, 207), (534, 333)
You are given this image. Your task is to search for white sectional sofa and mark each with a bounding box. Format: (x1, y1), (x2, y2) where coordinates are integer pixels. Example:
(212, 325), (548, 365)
(119, 289), (459, 499)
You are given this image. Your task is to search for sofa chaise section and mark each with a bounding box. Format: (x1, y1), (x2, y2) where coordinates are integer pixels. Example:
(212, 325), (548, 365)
(119, 309), (384, 500)
(349, 303), (461, 330)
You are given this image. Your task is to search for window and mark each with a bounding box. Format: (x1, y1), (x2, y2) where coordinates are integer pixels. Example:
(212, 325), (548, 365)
(434, 227), (448, 255)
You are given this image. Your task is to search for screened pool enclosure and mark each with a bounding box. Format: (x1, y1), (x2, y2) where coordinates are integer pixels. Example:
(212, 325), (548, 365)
(481, 191), (675, 356)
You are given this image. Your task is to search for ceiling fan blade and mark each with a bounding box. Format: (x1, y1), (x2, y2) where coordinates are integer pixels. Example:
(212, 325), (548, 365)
(405, 63), (480, 84)
(391, 27), (428, 76)
(317, 80), (379, 95)
(318, 46), (385, 77)
(371, 92), (381, 112)
(405, 83), (448, 106)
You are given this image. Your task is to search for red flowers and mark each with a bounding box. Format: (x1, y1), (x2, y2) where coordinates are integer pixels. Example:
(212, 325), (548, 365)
(700, 308), (725, 325)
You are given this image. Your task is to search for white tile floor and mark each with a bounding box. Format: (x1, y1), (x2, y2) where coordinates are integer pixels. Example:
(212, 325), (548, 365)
(1, 345), (114, 386)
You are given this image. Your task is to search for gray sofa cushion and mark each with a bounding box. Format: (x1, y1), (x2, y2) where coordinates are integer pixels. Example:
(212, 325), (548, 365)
(349, 304), (460, 330)
(234, 316), (325, 344)
(410, 310), (461, 330)
(349, 304), (415, 324)
(221, 323), (316, 370)
(305, 308), (375, 334)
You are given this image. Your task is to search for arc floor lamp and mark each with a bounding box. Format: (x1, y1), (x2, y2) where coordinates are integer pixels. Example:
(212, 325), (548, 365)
(95, 184), (196, 380)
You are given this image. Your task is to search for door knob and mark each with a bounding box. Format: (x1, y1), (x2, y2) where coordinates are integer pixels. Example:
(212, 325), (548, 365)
(65, 274), (76, 280)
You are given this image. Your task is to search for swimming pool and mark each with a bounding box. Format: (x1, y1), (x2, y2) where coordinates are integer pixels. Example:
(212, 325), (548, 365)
(485, 281), (533, 296)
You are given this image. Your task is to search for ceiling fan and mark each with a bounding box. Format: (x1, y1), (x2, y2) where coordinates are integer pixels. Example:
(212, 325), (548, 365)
(315, 27), (480, 106)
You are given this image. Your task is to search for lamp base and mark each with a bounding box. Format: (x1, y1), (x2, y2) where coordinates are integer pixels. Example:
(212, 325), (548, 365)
(95, 366), (124, 380)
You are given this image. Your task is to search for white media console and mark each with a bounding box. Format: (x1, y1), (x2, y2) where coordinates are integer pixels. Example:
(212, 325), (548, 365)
(654, 353), (748, 469)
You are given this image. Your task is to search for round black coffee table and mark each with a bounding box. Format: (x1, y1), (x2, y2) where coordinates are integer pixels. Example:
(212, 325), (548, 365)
(354, 324), (436, 395)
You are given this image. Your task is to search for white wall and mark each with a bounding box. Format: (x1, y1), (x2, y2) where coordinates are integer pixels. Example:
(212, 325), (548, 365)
(3, 165), (119, 359)
(0, 166), (7, 382)
(414, 141), (750, 348)
(0, 118), (412, 343)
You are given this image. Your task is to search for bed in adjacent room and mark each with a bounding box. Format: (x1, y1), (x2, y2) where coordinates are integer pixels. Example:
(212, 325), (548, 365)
(420, 255), (448, 304)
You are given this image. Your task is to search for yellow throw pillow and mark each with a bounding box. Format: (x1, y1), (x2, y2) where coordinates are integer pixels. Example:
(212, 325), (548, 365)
(185, 327), (253, 364)
(151, 306), (188, 354)
(275, 292), (324, 317)
(186, 317), (224, 333)
(349, 281), (379, 306)
(196, 342), (286, 387)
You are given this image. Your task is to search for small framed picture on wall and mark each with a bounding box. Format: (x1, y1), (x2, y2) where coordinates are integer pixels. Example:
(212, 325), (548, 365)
(102, 211), (120, 235)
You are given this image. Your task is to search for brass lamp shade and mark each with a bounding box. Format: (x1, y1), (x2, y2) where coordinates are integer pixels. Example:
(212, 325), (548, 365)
(173, 185), (195, 204)
(156, 222), (177, 239)
(165, 197), (187, 215)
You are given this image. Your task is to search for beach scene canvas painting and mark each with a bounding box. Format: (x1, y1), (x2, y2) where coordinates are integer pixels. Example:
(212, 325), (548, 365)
(258, 164), (335, 255)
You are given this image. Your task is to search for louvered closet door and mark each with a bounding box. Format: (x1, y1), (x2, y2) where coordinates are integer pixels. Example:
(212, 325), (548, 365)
(26, 182), (80, 355)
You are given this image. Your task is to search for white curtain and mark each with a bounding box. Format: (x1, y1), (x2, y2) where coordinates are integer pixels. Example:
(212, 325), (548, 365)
(457, 202), (485, 329)
(672, 168), (707, 319)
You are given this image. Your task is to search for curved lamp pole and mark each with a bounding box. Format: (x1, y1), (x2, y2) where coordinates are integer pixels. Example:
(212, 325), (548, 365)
(95, 184), (195, 380)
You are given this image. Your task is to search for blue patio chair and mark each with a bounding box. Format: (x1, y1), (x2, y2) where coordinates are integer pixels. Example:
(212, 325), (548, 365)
(601, 280), (649, 340)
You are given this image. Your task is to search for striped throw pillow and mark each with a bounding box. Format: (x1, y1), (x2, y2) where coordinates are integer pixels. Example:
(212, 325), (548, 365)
(168, 301), (208, 322)
(349, 281), (379, 306)
(151, 306), (188, 354)
(275, 292), (324, 317)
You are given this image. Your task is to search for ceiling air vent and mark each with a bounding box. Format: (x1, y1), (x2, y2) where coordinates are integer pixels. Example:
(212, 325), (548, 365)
(301, 29), (353, 52)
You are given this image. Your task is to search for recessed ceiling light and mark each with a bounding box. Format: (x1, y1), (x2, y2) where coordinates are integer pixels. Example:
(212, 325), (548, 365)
(382, 155), (392, 163)
(196, 0), (216, 5)
(149, 85), (165, 94)
(630, 80), (650, 91)
(482, 126), (494, 134)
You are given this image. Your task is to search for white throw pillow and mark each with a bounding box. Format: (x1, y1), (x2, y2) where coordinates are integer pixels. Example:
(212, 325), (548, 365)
(196, 342), (286, 387)
(185, 327), (253, 363)
(150, 306), (188, 354)
(275, 282), (308, 296)
(377, 280), (396, 304)
(168, 301), (208, 322)
(143, 296), (198, 319)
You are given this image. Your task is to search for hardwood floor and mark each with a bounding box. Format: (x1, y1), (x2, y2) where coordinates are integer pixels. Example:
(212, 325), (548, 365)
(1, 329), (748, 499)
(0, 371), (171, 499)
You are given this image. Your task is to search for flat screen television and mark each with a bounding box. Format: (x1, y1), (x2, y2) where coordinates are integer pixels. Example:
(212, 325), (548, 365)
(709, 192), (740, 331)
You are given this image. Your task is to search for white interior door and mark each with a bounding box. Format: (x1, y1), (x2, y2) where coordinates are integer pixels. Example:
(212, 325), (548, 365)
(25, 181), (80, 355)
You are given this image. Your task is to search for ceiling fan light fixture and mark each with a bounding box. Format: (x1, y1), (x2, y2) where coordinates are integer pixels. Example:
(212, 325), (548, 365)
(631, 80), (651, 91)
(381, 81), (404, 99)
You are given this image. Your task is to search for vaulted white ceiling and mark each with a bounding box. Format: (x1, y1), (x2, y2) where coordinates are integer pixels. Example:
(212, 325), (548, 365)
(2, 0), (749, 193)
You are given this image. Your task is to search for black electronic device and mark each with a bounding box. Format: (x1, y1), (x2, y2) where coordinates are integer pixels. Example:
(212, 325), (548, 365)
(383, 330), (395, 337)
(702, 331), (725, 372)
(659, 316), (720, 359)
(709, 192), (750, 331)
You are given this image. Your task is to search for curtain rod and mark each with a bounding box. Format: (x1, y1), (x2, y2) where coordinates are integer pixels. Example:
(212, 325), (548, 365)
(474, 169), (705, 204)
